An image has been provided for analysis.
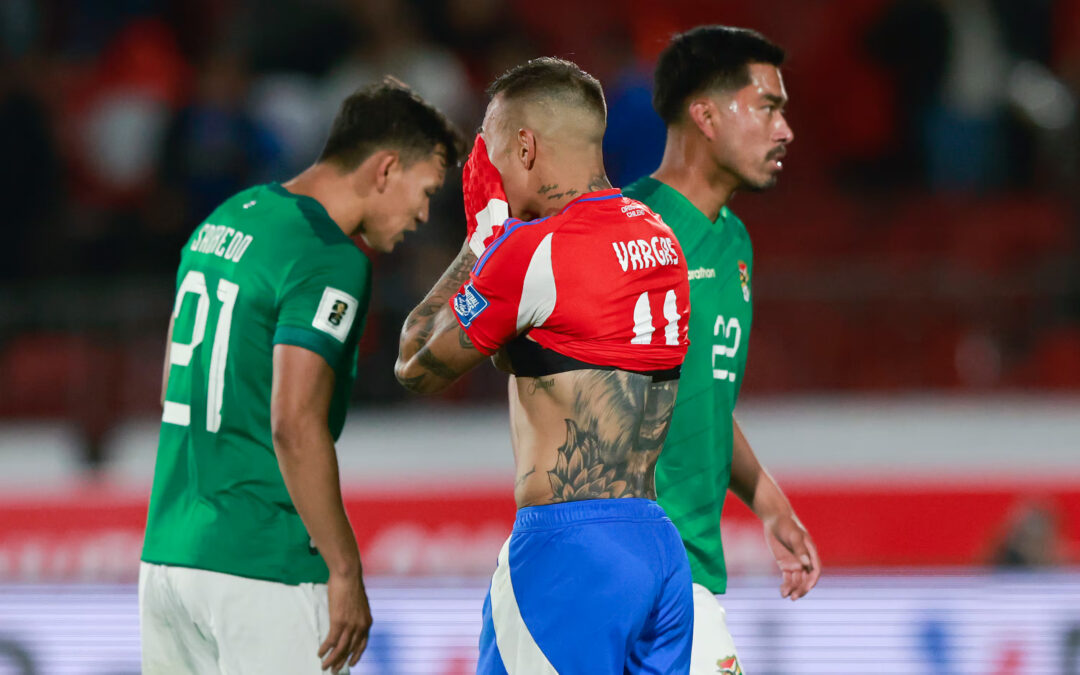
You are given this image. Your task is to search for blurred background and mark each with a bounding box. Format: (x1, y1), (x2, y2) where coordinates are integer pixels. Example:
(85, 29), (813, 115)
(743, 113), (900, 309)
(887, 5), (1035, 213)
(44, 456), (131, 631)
(1, 0), (1079, 672)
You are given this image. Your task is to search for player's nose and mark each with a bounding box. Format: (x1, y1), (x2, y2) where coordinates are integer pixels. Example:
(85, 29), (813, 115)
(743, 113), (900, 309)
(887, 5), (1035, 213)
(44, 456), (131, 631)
(775, 114), (794, 144)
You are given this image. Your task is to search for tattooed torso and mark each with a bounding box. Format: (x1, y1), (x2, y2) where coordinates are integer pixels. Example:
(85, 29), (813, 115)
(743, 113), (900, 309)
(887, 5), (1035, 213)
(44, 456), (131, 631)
(509, 368), (679, 507)
(395, 176), (679, 508)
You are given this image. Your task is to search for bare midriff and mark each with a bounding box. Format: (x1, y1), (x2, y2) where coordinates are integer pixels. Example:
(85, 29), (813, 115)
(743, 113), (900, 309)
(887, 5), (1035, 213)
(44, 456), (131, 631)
(507, 369), (679, 509)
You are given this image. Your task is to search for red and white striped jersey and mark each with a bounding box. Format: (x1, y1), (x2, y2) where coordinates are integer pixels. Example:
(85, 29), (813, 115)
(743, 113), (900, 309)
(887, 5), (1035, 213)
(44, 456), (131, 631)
(450, 189), (690, 375)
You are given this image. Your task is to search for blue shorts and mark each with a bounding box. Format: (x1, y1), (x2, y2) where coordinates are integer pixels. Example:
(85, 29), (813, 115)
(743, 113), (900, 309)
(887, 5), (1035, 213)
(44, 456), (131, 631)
(477, 498), (693, 674)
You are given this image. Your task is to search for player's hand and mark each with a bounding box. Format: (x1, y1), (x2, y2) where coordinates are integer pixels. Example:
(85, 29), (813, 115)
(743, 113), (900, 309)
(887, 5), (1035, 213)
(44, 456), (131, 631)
(463, 134), (509, 257)
(764, 513), (821, 601)
(319, 570), (373, 672)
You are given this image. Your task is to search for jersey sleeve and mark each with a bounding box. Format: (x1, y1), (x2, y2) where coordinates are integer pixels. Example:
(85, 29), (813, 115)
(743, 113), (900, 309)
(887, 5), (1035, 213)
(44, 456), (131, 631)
(273, 246), (372, 369)
(450, 223), (556, 355)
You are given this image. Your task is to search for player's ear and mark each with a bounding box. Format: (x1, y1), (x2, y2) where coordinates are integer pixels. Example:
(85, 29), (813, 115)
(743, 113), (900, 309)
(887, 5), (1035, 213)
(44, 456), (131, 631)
(371, 150), (400, 193)
(687, 99), (718, 142)
(517, 128), (536, 171)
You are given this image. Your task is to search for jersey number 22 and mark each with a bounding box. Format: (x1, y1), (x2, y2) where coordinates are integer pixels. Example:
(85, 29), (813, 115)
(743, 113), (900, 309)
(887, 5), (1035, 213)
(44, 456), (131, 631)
(712, 315), (742, 382)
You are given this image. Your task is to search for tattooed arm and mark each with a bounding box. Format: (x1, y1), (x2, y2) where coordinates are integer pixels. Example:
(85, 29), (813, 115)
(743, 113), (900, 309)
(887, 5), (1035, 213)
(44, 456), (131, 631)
(395, 241), (489, 394)
(398, 240), (476, 364)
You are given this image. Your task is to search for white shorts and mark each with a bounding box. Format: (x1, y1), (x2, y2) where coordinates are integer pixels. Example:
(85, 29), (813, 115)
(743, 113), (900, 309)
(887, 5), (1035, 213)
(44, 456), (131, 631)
(690, 583), (745, 675)
(139, 562), (345, 675)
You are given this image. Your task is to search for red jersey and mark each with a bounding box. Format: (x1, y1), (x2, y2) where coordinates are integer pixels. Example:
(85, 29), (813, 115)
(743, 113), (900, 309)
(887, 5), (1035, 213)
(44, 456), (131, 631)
(451, 189), (690, 375)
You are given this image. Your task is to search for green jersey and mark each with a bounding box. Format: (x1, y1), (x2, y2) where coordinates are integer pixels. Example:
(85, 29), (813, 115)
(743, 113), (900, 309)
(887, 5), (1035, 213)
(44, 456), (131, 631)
(624, 177), (753, 594)
(142, 183), (372, 585)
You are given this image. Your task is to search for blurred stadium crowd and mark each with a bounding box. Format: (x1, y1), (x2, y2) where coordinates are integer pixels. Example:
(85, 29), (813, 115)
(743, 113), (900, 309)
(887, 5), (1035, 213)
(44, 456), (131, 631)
(1, 0), (1079, 465)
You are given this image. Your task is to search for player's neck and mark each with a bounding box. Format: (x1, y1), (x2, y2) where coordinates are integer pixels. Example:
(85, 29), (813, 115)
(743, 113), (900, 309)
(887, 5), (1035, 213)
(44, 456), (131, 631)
(532, 161), (612, 218)
(651, 133), (736, 222)
(281, 164), (363, 237)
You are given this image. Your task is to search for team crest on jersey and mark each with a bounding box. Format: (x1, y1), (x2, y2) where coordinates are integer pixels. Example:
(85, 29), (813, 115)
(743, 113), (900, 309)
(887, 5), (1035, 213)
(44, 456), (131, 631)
(737, 260), (750, 302)
(453, 283), (489, 327)
(716, 655), (743, 674)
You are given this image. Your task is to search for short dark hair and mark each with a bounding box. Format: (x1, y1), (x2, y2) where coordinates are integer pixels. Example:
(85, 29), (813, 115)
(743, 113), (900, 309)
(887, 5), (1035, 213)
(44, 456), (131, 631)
(319, 77), (465, 170)
(486, 57), (606, 122)
(653, 25), (786, 125)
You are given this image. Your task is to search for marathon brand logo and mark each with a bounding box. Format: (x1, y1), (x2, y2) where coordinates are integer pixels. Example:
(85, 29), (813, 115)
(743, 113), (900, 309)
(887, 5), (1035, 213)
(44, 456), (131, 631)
(612, 237), (679, 272)
(688, 267), (717, 281)
(453, 283), (489, 328)
(313, 287), (359, 342)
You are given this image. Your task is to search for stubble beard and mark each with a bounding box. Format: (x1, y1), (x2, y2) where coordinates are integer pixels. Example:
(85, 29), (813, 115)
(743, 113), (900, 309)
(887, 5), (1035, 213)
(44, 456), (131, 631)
(739, 170), (779, 193)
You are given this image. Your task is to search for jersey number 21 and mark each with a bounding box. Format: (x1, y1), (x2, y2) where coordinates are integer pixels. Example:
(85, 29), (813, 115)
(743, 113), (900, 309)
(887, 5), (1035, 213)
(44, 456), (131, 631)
(163, 270), (238, 432)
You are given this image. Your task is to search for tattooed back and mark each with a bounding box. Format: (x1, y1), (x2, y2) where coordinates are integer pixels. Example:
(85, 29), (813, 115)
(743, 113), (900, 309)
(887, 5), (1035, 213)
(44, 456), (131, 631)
(509, 368), (679, 508)
(398, 190), (691, 508)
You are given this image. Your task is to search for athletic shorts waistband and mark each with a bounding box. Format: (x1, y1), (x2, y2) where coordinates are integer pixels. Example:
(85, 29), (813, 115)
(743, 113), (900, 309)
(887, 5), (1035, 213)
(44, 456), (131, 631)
(513, 498), (670, 532)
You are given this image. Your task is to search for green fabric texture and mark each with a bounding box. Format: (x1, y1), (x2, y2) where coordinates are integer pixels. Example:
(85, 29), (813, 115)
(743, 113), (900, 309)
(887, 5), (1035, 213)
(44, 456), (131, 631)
(143, 183), (371, 585)
(625, 177), (754, 594)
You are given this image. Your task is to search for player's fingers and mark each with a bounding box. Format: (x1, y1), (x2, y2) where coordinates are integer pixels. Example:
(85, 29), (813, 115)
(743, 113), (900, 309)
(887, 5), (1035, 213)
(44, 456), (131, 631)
(318, 623), (344, 660)
(780, 569), (797, 597)
(790, 570), (807, 596)
(796, 565), (819, 596)
(806, 535), (822, 571)
(784, 532), (813, 572)
(335, 630), (358, 672)
(794, 545), (823, 600)
(348, 632), (370, 667)
(348, 626), (369, 665)
(803, 537), (823, 593)
(321, 626), (353, 672)
(787, 570), (805, 599)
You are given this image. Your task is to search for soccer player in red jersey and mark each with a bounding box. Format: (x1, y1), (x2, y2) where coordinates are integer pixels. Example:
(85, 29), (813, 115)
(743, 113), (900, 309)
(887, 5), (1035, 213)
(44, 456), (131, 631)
(396, 58), (695, 673)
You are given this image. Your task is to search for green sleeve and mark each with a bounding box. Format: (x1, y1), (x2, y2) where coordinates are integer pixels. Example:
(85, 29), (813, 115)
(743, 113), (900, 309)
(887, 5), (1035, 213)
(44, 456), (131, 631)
(273, 246), (371, 369)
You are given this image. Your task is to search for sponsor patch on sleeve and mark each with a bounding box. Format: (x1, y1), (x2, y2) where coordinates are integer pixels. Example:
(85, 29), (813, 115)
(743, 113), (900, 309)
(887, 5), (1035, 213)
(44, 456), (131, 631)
(452, 283), (489, 328)
(312, 286), (359, 342)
